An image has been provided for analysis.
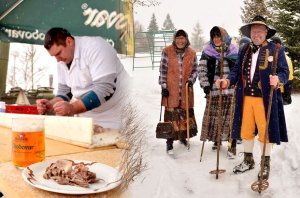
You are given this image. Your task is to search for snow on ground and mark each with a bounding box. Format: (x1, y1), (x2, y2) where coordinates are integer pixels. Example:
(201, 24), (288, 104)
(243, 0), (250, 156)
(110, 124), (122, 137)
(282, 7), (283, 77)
(120, 56), (300, 198)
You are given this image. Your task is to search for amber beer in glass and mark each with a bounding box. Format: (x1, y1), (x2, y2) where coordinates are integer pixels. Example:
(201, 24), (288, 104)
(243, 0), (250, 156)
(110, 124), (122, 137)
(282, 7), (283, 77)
(12, 117), (45, 168)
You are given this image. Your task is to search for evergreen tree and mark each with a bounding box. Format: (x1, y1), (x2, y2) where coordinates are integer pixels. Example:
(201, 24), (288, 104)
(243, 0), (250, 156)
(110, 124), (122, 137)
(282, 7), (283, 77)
(134, 20), (145, 33)
(241, 0), (271, 23)
(268, 0), (300, 69)
(134, 20), (149, 53)
(162, 13), (176, 30)
(191, 22), (205, 51)
(147, 13), (159, 32)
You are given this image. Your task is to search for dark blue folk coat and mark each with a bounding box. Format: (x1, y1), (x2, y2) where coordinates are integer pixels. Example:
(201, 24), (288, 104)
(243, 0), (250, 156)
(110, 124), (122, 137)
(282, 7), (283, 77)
(228, 41), (289, 144)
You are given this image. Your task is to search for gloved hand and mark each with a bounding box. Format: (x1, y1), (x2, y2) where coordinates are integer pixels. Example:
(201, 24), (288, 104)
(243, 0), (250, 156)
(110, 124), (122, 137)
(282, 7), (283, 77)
(161, 88), (169, 97)
(187, 80), (193, 87)
(203, 86), (211, 95)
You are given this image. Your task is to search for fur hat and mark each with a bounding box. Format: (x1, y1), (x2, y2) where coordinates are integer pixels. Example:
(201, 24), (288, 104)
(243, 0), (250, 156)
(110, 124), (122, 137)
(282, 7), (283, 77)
(240, 15), (276, 39)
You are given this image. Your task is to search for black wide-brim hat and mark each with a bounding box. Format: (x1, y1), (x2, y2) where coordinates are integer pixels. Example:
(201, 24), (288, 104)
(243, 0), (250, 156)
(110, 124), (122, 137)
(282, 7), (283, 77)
(240, 15), (276, 39)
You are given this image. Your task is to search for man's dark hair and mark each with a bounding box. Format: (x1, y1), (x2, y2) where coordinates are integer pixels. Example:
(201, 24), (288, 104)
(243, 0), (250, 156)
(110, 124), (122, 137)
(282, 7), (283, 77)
(270, 36), (282, 45)
(44, 27), (73, 49)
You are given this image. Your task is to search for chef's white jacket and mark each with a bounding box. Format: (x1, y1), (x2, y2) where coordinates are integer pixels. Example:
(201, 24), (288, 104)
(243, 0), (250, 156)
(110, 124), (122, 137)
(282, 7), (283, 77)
(56, 36), (129, 129)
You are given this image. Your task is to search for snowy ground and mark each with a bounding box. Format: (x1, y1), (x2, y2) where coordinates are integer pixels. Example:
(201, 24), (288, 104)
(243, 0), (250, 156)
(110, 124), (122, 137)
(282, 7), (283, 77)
(120, 56), (300, 198)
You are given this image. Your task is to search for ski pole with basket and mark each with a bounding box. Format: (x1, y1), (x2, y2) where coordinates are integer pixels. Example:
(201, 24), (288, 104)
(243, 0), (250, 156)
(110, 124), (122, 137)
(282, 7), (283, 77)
(185, 82), (191, 150)
(209, 43), (226, 179)
(227, 85), (237, 158)
(251, 43), (281, 193)
(199, 90), (212, 162)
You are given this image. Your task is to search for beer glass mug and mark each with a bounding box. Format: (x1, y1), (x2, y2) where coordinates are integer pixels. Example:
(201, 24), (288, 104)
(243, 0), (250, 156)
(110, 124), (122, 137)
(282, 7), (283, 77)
(12, 117), (45, 168)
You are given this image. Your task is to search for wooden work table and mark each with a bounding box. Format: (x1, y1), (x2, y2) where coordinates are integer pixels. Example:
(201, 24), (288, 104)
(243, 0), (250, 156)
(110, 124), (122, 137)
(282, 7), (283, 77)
(0, 126), (128, 198)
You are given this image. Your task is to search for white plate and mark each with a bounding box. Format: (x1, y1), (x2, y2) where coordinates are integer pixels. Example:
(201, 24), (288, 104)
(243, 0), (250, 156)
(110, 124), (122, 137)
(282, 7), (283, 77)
(22, 159), (122, 195)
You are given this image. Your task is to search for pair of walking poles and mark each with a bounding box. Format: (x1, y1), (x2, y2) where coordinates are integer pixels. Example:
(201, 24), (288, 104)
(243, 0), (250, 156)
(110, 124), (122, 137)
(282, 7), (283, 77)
(198, 43), (280, 193)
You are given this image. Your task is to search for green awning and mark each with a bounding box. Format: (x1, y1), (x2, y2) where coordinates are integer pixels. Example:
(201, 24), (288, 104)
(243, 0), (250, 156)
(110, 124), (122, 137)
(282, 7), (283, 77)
(0, 0), (134, 54)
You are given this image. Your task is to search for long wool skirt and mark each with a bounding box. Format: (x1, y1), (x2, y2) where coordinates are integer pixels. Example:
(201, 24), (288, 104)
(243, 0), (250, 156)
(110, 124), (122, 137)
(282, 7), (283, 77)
(164, 107), (198, 140)
(200, 94), (233, 142)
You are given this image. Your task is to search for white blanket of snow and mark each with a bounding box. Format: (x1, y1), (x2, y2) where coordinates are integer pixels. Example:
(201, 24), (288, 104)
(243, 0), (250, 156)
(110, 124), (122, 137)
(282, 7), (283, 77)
(120, 57), (300, 198)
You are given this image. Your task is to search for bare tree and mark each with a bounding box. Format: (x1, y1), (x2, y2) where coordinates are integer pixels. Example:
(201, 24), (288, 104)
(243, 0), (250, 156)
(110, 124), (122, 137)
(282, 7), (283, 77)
(17, 44), (47, 90)
(132, 0), (160, 7)
(7, 51), (19, 88)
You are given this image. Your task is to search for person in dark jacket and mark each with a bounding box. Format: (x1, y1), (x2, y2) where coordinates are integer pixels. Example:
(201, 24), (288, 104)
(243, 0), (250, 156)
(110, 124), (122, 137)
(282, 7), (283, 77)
(270, 36), (294, 105)
(216, 15), (289, 180)
(239, 36), (251, 49)
(198, 26), (238, 158)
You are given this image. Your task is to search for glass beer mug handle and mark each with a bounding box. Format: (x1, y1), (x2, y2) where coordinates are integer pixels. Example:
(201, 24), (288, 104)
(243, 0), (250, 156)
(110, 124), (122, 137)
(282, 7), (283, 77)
(12, 117), (45, 168)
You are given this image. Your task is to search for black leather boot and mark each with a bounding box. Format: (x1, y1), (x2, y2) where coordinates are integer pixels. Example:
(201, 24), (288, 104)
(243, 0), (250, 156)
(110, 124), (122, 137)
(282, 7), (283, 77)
(258, 156), (270, 180)
(227, 139), (237, 159)
(166, 138), (173, 153)
(233, 152), (255, 174)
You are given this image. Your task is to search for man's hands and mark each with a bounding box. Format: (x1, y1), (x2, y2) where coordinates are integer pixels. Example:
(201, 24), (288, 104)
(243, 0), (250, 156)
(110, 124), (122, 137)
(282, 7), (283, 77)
(36, 99), (53, 115)
(269, 75), (279, 87)
(36, 98), (86, 116)
(215, 79), (229, 89)
(53, 101), (74, 116)
(215, 75), (279, 90)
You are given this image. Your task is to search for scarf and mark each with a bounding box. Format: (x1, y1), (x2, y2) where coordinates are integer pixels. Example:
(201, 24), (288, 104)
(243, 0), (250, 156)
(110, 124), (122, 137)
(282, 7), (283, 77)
(203, 43), (238, 60)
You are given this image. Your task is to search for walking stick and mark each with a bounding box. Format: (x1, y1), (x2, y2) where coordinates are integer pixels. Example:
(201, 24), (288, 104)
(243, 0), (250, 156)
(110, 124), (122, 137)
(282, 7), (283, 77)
(251, 43), (281, 193)
(227, 85), (236, 151)
(200, 90), (212, 162)
(210, 43), (226, 179)
(185, 82), (191, 150)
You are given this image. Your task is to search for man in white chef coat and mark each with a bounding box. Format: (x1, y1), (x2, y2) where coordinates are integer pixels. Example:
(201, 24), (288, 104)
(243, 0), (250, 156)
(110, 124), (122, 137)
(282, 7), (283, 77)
(36, 27), (129, 131)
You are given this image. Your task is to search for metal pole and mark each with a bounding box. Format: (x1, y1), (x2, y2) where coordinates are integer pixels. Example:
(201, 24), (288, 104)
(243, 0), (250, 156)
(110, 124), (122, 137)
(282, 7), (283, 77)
(11, 51), (19, 88)
(185, 82), (190, 150)
(200, 91), (212, 162)
(251, 43), (281, 193)
(209, 43), (226, 178)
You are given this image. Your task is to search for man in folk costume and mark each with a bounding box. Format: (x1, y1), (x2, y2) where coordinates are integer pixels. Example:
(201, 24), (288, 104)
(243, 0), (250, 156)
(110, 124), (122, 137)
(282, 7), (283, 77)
(216, 15), (289, 179)
(159, 29), (198, 153)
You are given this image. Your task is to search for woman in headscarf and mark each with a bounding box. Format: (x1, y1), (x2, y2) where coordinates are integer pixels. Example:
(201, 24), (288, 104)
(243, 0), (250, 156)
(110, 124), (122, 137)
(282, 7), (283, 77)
(158, 29), (198, 154)
(198, 26), (238, 157)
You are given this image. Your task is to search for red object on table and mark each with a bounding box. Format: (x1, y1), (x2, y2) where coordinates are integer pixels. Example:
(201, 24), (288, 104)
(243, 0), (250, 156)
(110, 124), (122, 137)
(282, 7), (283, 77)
(5, 104), (38, 115)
